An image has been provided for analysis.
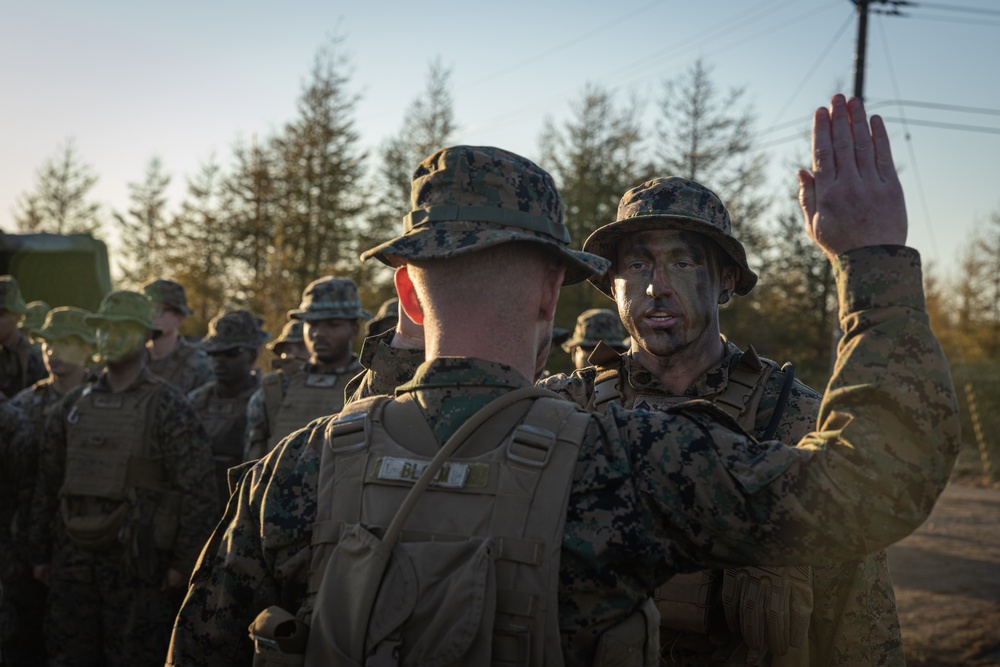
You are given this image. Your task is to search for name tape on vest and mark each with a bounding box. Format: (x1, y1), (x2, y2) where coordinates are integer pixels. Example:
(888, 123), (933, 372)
(373, 456), (470, 489)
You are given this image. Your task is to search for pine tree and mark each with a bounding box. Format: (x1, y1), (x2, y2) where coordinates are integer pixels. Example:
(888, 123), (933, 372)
(114, 156), (172, 286)
(13, 140), (103, 235)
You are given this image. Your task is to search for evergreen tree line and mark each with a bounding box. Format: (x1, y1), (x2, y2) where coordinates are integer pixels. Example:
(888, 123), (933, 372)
(9, 41), (1000, 445)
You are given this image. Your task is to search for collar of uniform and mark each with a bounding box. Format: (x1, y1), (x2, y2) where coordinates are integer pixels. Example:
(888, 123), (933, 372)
(397, 357), (531, 393)
(621, 337), (741, 398)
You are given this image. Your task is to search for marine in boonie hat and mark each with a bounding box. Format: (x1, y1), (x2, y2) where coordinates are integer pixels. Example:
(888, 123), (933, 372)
(0, 275), (29, 315)
(366, 297), (399, 338)
(22, 300), (52, 336)
(142, 278), (194, 315)
(583, 177), (758, 297)
(85, 290), (158, 330)
(201, 309), (271, 353)
(359, 145), (609, 285)
(267, 320), (305, 352)
(33, 307), (96, 344)
(288, 277), (372, 321)
(561, 308), (629, 353)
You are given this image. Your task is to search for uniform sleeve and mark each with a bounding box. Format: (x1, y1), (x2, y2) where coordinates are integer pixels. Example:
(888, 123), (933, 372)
(167, 427), (319, 667)
(244, 385), (269, 461)
(622, 245), (958, 569)
(156, 388), (220, 574)
(536, 368), (597, 409)
(28, 392), (76, 565)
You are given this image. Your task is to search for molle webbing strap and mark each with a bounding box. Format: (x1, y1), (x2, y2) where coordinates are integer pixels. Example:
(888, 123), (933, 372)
(713, 345), (773, 432)
(260, 371), (283, 442)
(588, 341), (625, 413)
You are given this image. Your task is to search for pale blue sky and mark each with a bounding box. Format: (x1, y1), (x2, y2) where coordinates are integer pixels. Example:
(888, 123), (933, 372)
(2, 0), (998, 281)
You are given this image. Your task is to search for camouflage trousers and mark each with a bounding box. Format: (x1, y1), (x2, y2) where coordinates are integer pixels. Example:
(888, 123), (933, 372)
(44, 541), (174, 667)
(2, 572), (48, 666)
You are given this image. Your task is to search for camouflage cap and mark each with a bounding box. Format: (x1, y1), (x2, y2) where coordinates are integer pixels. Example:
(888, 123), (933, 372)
(561, 308), (629, 352)
(359, 145), (609, 285)
(267, 319), (305, 352)
(288, 276), (372, 322)
(0, 275), (28, 315)
(201, 309), (271, 353)
(142, 278), (193, 315)
(583, 177), (758, 297)
(366, 297), (399, 338)
(33, 306), (96, 344)
(21, 300), (52, 334)
(85, 290), (157, 330)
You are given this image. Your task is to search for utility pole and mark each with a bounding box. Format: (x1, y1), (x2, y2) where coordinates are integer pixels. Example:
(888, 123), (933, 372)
(852, 0), (871, 100)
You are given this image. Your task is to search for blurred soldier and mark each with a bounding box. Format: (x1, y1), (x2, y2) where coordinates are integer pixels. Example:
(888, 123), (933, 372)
(244, 277), (370, 461)
(7, 307), (95, 665)
(0, 400), (36, 667)
(29, 290), (218, 667)
(167, 99), (960, 666)
(20, 300), (51, 344)
(143, 278), (213, 394)
(266, 319), (309, 375)
(0, 276), (45, 400)
(188, 310), (270, 509)
(366, 297), (400, 339)
(561, 308), (629, 370)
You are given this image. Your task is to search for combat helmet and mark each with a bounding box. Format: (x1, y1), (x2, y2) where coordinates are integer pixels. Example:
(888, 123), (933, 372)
(584, 177), (758, 297)
(360, 145), (609, 285)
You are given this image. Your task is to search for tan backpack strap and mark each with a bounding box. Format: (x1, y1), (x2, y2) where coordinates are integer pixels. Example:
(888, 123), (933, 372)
(713, 345), (775, 433)
(588, 341), (624, 413)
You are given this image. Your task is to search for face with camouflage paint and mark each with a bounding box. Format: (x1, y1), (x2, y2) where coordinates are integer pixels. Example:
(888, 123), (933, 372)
(612, 229), (734, 363)
(96, 321), (149, 363)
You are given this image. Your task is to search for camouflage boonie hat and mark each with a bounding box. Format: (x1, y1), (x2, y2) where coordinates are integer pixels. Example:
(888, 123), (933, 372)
(267, 319), (305, 352)
(288, 276), (372, 321)
(366, 297), (399, 337)
(33, 307), (96, 344)
(583, 177), (758, 297)
(551, 327), (570, 347)
(21, 300), (52, 335)
(201, 309), (271, 353)
(562, 308), (629, 352)
(0, 276), (29, 315)
(360, 145), (609, 285)
(142, 278), (193, 315)
(85, 290), (157, 330)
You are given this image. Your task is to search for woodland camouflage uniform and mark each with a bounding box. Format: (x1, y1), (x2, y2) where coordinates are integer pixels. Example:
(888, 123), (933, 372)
(143, 279), (214, 395)
(29, 290), (218, 667)
(0, 276), (45, 400)
(536, 176), (904, 667)
(168, 145), (959, 666)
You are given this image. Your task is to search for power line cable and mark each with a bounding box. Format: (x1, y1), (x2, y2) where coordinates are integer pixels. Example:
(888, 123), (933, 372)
(914, 2), (1000, 18)
(867, 99), (1000, 117)
(875, 13), (940, 254)
(879, 117), (1000, 134)
(901, 13), (1000, 27)
(770, 12), (854, 126)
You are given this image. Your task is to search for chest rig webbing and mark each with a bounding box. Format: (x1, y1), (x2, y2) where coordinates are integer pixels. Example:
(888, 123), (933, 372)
(587, 342), (782, 645)
(61, 376), (168, 549)
(268, 370), (347, 451)
(295, 387), (637, 667)
(191, 384), (252, 464)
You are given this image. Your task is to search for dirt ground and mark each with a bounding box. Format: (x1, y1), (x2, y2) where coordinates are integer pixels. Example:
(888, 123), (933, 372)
(887, 483), (1000, 666)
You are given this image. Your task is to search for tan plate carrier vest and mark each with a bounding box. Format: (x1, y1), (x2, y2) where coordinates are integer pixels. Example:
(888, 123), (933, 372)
(61, 378), (169, 550)
(587, 343), (811, 665)
(248, 387), (659, 667)
(267, 370), (346, 452)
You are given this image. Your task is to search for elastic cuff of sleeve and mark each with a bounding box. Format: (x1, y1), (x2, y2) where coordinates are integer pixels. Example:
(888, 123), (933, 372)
(833, 245), (925, 317)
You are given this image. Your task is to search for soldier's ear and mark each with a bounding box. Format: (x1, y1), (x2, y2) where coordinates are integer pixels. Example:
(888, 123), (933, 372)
(394, 266), (424, 326)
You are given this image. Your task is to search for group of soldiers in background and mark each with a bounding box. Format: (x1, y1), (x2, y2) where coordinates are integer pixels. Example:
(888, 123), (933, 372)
(0, 272), (403, 666)
(0, 153), (913, 665)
